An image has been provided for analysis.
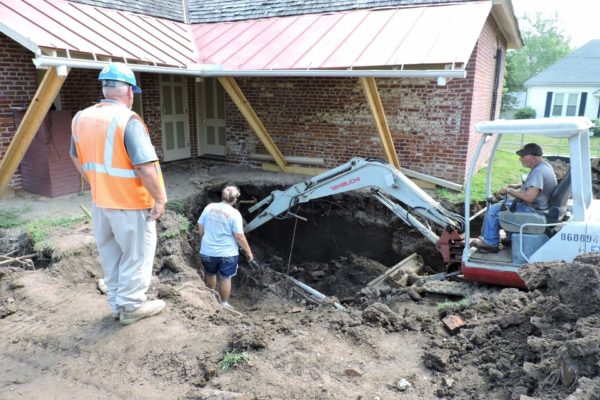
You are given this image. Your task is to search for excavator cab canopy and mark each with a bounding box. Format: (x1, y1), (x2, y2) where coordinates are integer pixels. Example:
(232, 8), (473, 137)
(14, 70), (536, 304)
(461, 117), (596, 287)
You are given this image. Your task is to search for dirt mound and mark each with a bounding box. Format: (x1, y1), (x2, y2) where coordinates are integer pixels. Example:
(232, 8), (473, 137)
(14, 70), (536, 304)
(3, 164), (600, 399)
(425, 253), (600, 399)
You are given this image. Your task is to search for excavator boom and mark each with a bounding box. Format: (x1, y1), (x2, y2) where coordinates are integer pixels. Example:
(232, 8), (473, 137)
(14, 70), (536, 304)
(244, 158), (464, 259)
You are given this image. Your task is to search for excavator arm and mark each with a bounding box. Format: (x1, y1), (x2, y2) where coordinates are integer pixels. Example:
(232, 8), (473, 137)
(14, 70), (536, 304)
(244, 158), (465, 261)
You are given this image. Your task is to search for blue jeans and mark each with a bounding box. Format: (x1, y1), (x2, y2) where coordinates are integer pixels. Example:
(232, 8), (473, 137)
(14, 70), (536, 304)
(481, 201), (536, 246)
(201, 254), (239, 278)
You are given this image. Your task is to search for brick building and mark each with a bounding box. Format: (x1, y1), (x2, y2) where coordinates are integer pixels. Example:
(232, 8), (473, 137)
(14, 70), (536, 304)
(0, 0), (521, 196)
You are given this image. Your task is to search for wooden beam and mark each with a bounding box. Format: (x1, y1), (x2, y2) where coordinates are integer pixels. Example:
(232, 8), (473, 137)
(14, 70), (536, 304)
(400, 167), (462, 191)
(0, 67), (68, 194)
(359, 77), (400, 169)
(217, 77), (287, 171)
(250, 153), (325, 166)
(261, 162), (326, 176)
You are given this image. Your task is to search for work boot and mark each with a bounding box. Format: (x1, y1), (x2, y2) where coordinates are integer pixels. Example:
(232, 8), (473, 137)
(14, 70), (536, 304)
(221, 301), (235, 311)
(119, 300), (166, 325)
(111, 306), (122, 320)
(471, 238), (499, 253)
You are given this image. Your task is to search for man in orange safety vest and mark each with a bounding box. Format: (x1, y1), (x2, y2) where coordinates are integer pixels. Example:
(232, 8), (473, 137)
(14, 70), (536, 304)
(70, 62), (167, 325)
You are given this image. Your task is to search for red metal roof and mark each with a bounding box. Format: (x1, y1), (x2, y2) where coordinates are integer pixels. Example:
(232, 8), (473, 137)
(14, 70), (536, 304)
(0, 0), (492, 71)
(190, 1), (492, 70)
(0, 0), (197, 67)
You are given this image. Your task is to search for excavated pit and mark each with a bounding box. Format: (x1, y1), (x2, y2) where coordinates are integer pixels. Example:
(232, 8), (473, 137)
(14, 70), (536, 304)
(188, 184), (447, 303)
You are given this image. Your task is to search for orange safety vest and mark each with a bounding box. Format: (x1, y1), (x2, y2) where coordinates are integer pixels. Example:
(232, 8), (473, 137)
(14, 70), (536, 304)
(72, 102), (165, 210)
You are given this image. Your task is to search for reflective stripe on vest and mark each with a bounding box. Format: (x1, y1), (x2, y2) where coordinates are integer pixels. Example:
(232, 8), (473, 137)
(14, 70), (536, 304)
(73, 102), (157, 209)
(80, 113), (138, 179)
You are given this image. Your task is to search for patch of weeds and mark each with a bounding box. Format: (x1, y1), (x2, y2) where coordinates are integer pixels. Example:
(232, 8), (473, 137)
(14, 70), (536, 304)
(25, 214), (88, 252)
(436, 298), (470, 313)
(159, 213), (191, 239)
(0, 206), (32, 228)
(176, 213), (191, 232)
(435, 188), (463, 203)
(217, 349), (250, 371)
(159, 231), (178, 240)
(166, 200), (185, 214)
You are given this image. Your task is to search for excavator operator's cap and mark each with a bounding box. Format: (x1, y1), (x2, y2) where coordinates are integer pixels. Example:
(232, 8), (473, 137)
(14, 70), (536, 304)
(516, 143), (543, 157)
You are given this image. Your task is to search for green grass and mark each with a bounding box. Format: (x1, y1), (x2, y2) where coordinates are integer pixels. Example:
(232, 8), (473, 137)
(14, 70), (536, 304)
(436, 298), (470, 313)
(498, 133), (600, 157)
(217, 350), (251, 371)
(25, 214), (88, 252)
(0, 206), (32, 228)
(437, 150), (527, 203)
(165, 200), (185, 214)
(436, 131), (591, 204)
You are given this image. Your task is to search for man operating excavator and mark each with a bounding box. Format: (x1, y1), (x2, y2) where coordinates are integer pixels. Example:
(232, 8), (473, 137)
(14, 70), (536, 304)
(472, 143), (557, 253)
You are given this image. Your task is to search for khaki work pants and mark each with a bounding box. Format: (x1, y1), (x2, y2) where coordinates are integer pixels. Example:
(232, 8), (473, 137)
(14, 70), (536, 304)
(92, 205), (157, 314)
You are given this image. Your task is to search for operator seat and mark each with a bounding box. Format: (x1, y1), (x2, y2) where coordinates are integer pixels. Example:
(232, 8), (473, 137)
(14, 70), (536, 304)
(498, 169), (572, 234)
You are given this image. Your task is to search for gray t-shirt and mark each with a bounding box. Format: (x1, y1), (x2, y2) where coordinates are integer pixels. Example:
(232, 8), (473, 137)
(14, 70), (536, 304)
(70, 102), (157, 165)
(521, 160), (557, 210)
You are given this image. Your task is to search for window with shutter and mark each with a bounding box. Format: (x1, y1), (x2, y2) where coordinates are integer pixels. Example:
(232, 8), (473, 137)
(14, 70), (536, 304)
(551, 92), (581, 117)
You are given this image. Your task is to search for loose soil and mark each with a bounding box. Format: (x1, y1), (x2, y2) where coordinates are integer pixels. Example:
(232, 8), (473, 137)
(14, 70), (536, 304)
(1, 159), (599, 399)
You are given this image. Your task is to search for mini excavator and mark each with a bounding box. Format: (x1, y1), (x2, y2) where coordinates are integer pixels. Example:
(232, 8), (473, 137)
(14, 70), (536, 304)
(244, 117), (598, 288)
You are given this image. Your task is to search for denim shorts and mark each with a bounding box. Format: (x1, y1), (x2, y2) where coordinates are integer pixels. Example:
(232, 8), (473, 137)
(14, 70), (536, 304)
(201, 254), (239, 278)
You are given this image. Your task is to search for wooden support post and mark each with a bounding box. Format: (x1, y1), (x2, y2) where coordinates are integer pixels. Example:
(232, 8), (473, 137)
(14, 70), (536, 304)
(360, 77), (400, 169)
(217, 77), (287, 171)
(0, 67), (68, 194)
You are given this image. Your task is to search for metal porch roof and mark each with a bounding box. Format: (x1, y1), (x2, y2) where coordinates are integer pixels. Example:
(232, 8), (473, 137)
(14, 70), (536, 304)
(0, 0), (197, 67)
(191, 1), (492, 70)
(0, 0), (491, 73)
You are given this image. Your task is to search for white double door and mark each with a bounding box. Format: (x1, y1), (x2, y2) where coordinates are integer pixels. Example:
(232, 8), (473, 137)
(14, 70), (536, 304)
(160, 75), (190, 161)
(197, 78), (226, 156)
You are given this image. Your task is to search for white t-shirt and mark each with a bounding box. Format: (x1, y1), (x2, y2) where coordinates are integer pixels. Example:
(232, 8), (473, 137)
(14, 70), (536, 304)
(197, 202), (243, 257)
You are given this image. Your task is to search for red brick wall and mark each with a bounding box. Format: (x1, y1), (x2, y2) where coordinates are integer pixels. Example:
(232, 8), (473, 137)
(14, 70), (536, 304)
(0, 34), (166, 192)
(61, 70), (164, 154)
(225, 17), (507, 185)
(465, 16), (507, 178)
(60, 69), (102, 113)
(1, 15), (507, 190)
(139, 74), (162, 151)
(0, 33), (38, 190)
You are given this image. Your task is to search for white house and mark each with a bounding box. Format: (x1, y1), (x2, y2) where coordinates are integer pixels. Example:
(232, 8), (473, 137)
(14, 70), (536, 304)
(525, 40), (600, 121)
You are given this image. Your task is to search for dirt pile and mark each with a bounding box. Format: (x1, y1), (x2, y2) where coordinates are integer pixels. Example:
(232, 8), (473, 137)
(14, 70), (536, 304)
(424, 253), (600, 399)
(2, 159), (600, 399)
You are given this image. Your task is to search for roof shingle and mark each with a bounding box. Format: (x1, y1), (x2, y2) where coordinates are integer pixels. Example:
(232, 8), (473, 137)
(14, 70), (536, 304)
(69, 0), (183, 22)
(189, 0), (477, 23)
(525, 40), (600, 86)
(71, 0), (477, 24)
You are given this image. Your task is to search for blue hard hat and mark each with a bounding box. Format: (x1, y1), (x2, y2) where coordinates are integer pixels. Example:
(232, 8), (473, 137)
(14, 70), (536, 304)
(98, 62), (142, 94)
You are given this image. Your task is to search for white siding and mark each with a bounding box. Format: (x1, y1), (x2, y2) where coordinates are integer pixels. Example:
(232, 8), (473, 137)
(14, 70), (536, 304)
(526, 85), (600, 120)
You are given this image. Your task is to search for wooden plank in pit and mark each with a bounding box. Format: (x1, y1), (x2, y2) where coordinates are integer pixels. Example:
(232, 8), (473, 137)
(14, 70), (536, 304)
(367, 253), (424, 288)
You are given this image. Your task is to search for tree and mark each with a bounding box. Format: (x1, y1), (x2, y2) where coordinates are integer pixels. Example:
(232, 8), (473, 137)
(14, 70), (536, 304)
(502, 13), (572, 112)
